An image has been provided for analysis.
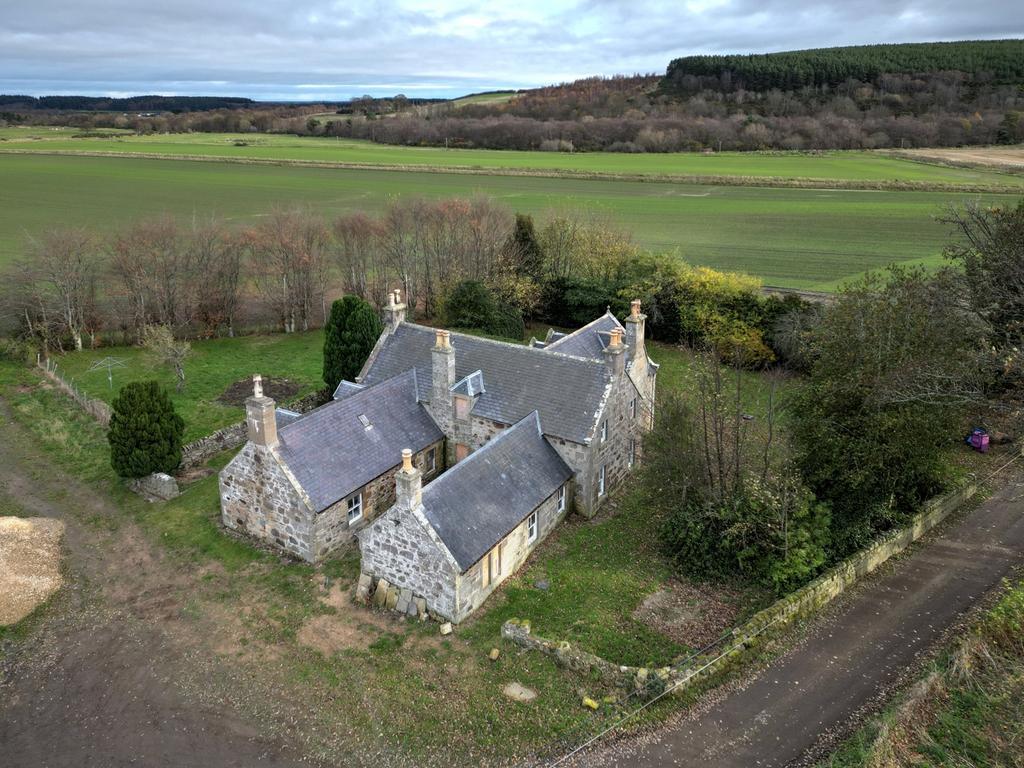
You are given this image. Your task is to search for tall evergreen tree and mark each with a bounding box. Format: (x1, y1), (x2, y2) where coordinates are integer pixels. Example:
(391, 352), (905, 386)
(323, 295), (383, 392)
(108, 381), (184, 478)
(507, 213), (544, 280)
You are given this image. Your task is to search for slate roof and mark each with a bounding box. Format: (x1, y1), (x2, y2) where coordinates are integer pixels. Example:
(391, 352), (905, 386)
(360, 324), (611, 444)
(419, 413), (573, 572)
(332, 380), (365, 401)
(276, 369), (443, 512)
(544, 311), (624, 361)
(275, 408), (303, 428)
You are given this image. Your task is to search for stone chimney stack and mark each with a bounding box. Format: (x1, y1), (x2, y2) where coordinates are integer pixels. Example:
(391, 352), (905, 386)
(603, 327), (626, 376)
(246, 374), (278, 448)
(395, 448), (422, 511)
(430, 329), (456, 428)
(623, 299), (647, 364)
(383, 289), (407, 332)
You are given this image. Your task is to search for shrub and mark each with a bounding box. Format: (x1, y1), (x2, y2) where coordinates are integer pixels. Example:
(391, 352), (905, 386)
(323, 295), (383, 392)
(108, 381), (184, 478)
(444, 281), (525, 340)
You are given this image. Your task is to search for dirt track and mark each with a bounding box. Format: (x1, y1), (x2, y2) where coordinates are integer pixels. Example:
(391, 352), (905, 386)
(575, 475), (1024, 768)
(0, 400), (304, 768)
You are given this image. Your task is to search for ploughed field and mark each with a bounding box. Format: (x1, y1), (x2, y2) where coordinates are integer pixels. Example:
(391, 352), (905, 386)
(1, 151), (1019, 290)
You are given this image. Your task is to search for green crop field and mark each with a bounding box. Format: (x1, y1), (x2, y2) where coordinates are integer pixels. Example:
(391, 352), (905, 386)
(0, 152), (1017, 289)
(2, 129), (1023, 187)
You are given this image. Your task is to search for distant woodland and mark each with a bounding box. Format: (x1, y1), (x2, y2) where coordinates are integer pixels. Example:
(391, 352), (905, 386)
(4, 39), (1024, 151)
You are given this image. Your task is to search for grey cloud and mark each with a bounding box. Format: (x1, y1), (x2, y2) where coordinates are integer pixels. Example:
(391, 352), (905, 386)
(1, 0), (1020, 99)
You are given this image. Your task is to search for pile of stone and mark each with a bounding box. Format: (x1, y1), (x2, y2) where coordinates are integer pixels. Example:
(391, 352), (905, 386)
(357, 573), (430, 621)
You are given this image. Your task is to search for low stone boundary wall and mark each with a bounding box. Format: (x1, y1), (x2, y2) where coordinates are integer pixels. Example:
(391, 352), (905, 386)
(503, 482), (979, 698)
(179, 389), (325, 470)
(38, 358), (112, 425)
(37, 355), (326, 471)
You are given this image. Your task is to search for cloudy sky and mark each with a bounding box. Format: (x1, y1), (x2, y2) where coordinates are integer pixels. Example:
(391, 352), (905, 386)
(3, 1), (1022, 101)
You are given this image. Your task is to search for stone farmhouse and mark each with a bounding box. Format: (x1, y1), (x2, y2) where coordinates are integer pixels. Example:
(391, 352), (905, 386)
(218, 293), (658, 621)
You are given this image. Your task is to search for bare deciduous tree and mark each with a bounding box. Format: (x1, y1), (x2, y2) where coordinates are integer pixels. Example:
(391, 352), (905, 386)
(5, 228), (103, 352)
(246, 209), (331, 333)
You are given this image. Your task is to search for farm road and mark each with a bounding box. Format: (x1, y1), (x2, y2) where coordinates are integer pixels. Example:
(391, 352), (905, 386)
(577, 473), (1024, 768)
(0, 400), (303, 768)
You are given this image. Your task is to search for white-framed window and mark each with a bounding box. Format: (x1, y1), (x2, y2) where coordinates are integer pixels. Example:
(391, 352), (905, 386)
(600, 420), (608, 442)
(630, 397), (637, 418)
(598, 465), (606, 497)
(527, 511), (538, 543)
(629, 438), (637, 467)
(426, 446), (437, 473)
(557, 484), (567, 512)
(346, 492), (363, 524)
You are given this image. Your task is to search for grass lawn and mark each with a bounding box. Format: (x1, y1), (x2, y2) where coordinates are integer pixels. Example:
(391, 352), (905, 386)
(1, 152), (1018, 289)
(52, 331), (326, 442)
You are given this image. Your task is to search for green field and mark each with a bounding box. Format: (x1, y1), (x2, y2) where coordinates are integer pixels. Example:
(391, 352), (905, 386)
(1, 152), (1017, 289)
(3, 129), (1023, 187)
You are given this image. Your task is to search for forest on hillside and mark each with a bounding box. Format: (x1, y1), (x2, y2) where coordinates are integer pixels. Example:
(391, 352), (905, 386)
(662, 39), (1024, 93)
(3, 40), (1023, 151)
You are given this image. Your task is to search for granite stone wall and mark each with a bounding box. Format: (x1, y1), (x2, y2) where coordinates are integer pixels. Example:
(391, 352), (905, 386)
(454, 487), (565, 622)
(219, 443), (315, 560)
(359, 505), (459, 620)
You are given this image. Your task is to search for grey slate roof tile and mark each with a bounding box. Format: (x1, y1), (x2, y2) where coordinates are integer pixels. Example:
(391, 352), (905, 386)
(276, 369), (442, 512)
(332, 380), (365, 401)
(361, 324), (611, 444)
(544, 311), (624, 361)
(419, 413), (573, 571)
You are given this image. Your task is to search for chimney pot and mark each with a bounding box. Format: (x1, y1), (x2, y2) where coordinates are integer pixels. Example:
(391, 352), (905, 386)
(631, 299), (641, 318)
(253, 373), (264, 398)
(435, 329), (451, 350)
(401, 448), (413, 472)
(609, 328), (623, 349)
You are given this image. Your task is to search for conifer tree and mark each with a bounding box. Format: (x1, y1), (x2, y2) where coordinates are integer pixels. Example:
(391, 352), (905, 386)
(108, 381), (185, 478)
(323, 295), (383, 392)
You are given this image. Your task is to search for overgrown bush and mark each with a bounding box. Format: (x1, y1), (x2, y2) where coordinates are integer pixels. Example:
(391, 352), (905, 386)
(444, 281), (525, 340)
(108, 381), (184, 478)
(790, 267), (984, 556)
(643, 356), (828, 594)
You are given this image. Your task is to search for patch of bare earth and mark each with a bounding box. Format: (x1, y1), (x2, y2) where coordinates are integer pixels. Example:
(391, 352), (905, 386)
(901, 147), (1024, 170)
(0, 516), (64, 625)
(633, 579), (746, 649)
(218, 376), (300, 406)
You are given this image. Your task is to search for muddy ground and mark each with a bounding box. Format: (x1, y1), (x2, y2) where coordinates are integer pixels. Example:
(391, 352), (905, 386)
(0, 400), (305, 768)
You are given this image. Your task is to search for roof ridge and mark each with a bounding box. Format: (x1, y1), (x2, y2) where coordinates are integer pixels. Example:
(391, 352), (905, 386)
(544, 310), (624, 352)
(402, 322), (607, 369)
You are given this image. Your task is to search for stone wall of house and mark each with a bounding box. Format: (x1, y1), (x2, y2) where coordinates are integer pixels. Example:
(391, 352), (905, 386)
(547, 435), (588, 514)
(312, 440), (443, 560)
(359, 504), (459, 620)
(454, 487), (565, 622)
(219, 443), (315, 560)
